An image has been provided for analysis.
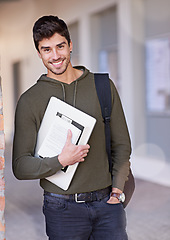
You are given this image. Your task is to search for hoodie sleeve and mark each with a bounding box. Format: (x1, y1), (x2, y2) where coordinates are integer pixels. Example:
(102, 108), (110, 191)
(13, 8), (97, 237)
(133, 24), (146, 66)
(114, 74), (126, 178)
(110, 80), (132, 191)
(12, 95), (63, 180)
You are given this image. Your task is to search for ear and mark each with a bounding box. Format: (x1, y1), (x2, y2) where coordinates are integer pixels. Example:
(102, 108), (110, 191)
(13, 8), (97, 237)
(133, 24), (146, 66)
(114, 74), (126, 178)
(37, 51), (42, 59)
(69, 41), (73, 52)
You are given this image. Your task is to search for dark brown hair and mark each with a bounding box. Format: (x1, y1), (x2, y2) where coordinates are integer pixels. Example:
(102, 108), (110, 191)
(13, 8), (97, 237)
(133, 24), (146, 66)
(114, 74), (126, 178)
(33, 15), (71, 52)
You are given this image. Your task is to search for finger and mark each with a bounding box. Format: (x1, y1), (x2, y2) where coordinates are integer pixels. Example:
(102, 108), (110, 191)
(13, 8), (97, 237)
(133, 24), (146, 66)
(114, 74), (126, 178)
(79, 144), (90, 151)
(66, 129), (72, 144)
(79, 158), (85, 162)
(86, 144), (90, 150)
(80, 151), (88, 158)
(83, 150), (89, 156)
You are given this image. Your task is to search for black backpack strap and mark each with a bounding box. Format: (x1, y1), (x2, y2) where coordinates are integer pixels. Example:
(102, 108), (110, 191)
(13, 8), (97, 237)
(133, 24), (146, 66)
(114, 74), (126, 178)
(94, 73), (112, 173)
(94, 73), (135, 208)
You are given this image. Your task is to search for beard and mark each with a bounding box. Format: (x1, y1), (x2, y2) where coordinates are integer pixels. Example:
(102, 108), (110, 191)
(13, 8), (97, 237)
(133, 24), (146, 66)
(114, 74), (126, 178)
(47, 57), (71, 76)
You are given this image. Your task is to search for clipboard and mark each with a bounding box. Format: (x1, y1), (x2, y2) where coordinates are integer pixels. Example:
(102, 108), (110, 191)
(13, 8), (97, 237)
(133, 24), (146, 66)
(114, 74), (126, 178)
(35, 97), (96, 190)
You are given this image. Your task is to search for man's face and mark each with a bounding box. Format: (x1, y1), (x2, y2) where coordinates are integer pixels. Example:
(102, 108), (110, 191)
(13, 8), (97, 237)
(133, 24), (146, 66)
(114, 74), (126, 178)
(38, 33), (72, 78)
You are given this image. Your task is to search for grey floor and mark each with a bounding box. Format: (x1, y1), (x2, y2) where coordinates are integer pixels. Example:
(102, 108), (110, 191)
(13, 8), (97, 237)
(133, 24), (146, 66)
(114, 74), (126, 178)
(5, 143), (170, 240)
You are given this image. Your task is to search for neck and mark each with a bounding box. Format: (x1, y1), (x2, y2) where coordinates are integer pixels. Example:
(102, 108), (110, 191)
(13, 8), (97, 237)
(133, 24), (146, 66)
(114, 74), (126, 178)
(47, 65), (83, 84)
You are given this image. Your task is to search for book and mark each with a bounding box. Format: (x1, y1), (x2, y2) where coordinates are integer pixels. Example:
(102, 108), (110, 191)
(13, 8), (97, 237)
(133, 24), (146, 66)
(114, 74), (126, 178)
(35, 97), (96, 190)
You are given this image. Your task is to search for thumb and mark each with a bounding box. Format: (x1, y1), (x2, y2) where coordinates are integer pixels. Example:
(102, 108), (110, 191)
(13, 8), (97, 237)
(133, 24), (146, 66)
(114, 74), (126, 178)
(66, 129), (72, 144)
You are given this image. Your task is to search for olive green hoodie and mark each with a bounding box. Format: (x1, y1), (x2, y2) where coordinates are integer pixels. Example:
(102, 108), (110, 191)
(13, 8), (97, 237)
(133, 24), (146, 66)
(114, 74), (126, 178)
(12, 66), (131, 194)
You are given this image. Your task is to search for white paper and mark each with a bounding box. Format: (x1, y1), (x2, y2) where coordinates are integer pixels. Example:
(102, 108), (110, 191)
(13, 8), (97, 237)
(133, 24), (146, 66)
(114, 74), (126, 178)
(38, 116), (82, 158)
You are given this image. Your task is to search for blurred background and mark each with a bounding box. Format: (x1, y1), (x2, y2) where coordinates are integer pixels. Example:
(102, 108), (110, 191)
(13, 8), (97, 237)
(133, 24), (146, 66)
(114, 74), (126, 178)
(0, 0), (170, 239)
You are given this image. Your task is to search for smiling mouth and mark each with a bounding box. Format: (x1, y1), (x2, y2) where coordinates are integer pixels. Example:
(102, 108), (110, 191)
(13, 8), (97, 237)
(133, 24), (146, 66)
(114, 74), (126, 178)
(52, 61), (63, 66)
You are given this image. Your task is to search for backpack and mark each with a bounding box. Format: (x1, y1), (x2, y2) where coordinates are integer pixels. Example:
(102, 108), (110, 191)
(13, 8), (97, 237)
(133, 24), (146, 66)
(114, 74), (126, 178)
(94, 73), (135, 208)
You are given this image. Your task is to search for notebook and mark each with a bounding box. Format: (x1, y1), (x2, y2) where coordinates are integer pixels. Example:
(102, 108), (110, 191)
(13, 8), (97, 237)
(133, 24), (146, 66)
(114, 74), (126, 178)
(35, 96), (96, 190)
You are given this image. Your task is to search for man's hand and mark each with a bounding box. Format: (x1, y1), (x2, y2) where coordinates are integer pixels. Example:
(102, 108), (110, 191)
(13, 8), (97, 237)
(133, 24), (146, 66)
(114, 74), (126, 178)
(58, 129), (90, 167)
(107, 187), (122, 204)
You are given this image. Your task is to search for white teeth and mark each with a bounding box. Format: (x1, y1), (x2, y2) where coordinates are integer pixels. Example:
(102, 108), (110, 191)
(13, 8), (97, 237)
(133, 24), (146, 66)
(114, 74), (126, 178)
(53, 61), (62, 66)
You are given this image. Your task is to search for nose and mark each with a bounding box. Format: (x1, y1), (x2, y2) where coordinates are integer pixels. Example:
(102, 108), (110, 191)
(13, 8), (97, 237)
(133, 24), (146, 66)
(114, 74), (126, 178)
(52, 49), (60, 60)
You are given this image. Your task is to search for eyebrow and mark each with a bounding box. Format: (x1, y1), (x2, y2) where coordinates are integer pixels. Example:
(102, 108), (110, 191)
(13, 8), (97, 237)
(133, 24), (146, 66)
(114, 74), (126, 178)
(57, 41), (67, 47)
(40, 41), (67, 50)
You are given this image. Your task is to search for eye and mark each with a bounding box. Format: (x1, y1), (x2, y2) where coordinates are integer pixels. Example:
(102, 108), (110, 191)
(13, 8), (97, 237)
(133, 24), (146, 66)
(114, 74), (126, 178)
(41, 47), (51, 53)
(58, 44), (64, 49)
(44, 48), (50, 52)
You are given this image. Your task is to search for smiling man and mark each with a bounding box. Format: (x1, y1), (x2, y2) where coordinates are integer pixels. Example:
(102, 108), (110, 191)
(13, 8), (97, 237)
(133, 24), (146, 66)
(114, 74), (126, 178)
(38, 36), (74, 78)
(12, 15), (131, 240)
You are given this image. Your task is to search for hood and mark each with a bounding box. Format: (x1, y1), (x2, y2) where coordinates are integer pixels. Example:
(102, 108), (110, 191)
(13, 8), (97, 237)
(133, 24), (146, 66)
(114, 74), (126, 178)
(36, 66), (90, 107)
(37, 66), (90, 85)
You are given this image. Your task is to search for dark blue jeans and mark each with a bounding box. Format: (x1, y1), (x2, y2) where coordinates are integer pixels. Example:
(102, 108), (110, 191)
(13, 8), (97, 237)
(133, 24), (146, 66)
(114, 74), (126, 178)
(43, 193), (128, 240)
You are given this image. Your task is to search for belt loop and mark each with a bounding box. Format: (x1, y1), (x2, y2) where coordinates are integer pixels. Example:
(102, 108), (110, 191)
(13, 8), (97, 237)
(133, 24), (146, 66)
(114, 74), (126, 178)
(91, 192), (93, 201)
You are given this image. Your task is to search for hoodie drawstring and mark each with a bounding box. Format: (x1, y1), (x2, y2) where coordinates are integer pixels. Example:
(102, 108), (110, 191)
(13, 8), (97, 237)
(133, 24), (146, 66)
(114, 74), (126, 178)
(73, 80), (78, 107)
(60, 83), (66, 102)
(60, 80), (78, 107)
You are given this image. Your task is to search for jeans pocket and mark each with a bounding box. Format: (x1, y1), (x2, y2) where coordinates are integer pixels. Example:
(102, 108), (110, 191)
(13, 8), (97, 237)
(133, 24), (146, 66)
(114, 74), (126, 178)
(43, 195), (67, 211)
(100, 196), (127, 228)
(101, 195), (123, 207)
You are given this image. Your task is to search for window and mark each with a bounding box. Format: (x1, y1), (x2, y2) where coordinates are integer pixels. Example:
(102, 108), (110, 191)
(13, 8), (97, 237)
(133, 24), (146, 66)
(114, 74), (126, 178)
(68, 22), (79, 66)
(91, 6), (119, 89)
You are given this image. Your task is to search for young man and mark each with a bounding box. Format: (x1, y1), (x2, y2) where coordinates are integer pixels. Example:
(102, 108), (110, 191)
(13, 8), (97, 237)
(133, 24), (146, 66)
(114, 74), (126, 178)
(12, 15), (131, 240)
